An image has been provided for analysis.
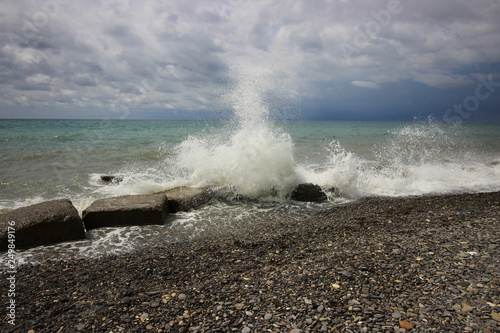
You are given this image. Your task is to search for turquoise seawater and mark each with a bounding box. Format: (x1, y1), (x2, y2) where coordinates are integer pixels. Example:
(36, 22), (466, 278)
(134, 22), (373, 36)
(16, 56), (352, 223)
(2, 119), (500, 211)
(1, 119), (500, 265)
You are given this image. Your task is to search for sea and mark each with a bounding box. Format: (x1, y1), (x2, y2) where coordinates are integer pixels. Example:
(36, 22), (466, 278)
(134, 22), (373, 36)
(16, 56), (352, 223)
(1, 118), (500, 268)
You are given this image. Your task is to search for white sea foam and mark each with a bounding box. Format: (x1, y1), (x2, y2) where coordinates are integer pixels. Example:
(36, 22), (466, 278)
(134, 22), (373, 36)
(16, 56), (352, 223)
(297, 121), (500, 198)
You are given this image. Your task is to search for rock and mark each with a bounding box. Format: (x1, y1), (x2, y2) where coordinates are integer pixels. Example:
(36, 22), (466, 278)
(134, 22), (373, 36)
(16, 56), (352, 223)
(462, 304), (473, 312)
(0, 199), (86, 250)
(100, 175), (123, 183)
(290, 183), (327, 202)
(82, 193), (168, 230)
(164, 186), (212, 213)
(492, 312), (500, 322)
(391, 248), (402, 254)
(75, 323), (86, 331)
(340, 270), (354, 279)
(399, 320), (413, 330)
(458, 281), (470, 287)
(120, 297), (131, 305)
(392, 312), (402, 319)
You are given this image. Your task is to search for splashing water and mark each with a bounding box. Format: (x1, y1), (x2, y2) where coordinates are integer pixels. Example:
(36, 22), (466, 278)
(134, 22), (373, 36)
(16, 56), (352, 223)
(300, 119), (500, 198)
(172, 58), (301, 199)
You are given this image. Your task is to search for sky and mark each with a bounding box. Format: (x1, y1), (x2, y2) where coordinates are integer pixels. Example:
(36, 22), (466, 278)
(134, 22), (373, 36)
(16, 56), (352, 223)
(1, 0), (500, 121)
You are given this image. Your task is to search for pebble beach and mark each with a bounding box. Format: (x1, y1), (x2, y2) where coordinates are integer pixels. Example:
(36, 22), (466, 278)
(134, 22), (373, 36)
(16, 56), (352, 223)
(1, 191), (499, 333)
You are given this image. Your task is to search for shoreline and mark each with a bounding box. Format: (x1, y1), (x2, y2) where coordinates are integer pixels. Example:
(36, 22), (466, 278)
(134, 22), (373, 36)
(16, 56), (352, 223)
(1, 191), (499, 332)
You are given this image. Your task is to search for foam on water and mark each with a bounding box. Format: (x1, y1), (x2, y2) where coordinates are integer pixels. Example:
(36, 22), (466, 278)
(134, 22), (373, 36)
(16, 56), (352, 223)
(172, 125), (298, 198)
(301, 119), (500, 198)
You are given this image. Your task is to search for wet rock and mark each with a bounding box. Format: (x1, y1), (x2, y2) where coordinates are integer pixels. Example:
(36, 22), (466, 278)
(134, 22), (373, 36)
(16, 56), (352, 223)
(164, 186), (212, 213)
(0, 199), (85, 250)
(290, 183), (327, 202)
(82, 193), (168, 230)
(100, 175), (123, 184)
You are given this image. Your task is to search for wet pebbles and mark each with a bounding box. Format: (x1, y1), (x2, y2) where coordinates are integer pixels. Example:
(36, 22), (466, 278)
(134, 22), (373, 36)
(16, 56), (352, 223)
(1, 191), (499, 332)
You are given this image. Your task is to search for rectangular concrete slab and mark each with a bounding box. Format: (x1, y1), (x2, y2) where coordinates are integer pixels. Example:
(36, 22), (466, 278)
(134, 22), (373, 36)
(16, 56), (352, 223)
(0, 199), (86, 250)
(82, 193), (168, 230)
(164, 186), (212, 213)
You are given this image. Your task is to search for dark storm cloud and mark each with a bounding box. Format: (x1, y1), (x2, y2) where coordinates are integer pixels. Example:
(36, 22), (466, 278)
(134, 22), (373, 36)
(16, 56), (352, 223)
(0, 0), (499, 120)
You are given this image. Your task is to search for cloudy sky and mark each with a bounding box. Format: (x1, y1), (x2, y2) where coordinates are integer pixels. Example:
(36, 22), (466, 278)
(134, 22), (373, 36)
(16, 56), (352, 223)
(1, 0), (500, 121)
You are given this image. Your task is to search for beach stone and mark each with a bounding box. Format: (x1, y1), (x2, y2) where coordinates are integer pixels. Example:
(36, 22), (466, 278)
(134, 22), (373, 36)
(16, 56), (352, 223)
(462, 304), (473, 312)
(399, 320), (413, 330)
(392, 248), (402, 255)
(290, 183), (327, 202)
(164, 186), (212, 213)
(75, 323), (86, 331)
(82, 193), (168, 230)
(491, 312), (500, 322)
(392, 312), (402, 319)
(120, 297), (131, 305)
(0, 199), (86, 250)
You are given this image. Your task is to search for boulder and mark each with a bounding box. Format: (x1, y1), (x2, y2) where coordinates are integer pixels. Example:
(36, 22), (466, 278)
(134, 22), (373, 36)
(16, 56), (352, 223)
(164, 187), (212, 213)
(0, 199), (86, 250)
(290, 183), (327, 202)
(82, 193), (169, 230)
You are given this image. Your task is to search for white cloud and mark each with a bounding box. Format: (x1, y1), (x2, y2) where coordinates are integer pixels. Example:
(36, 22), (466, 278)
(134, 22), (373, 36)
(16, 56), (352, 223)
(412, 73), (471, 89)
(351, 80), (380, 89)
